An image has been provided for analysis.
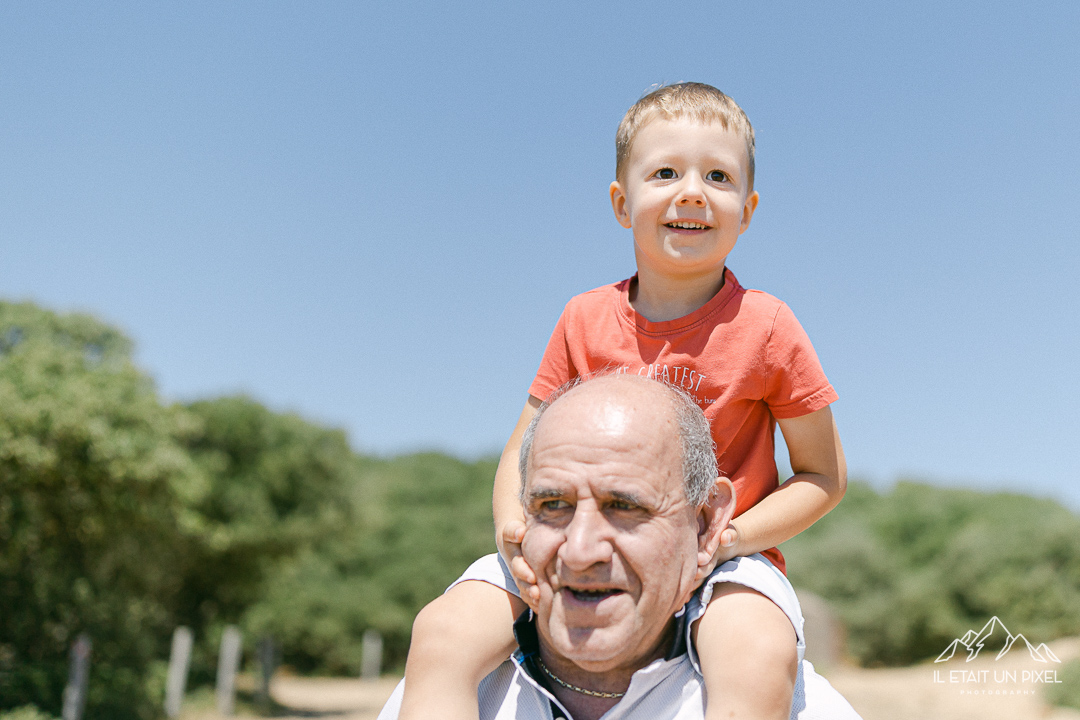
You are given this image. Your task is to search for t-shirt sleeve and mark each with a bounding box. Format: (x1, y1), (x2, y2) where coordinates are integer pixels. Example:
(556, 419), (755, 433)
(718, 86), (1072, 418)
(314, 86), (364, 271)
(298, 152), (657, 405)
(528, 308), (577, 402)
(763, 303), (838, 419)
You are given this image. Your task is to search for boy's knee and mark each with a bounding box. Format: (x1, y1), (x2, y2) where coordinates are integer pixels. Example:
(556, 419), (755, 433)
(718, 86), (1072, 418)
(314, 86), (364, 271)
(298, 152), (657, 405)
(410, 598), (448, 651)
(409, 587), (472, 653)
(742, 617), (798, 683)
(702, 584), (799, 679)
(408, 580), (523, 659)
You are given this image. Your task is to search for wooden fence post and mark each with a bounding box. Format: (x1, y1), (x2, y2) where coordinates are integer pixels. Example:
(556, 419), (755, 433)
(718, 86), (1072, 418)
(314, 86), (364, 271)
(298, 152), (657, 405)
(256, 634), (276, 712)
(361, 629), (383, 680)
(164, 626), (193, 718)
(216, 625), (243, 716)
(61, 633), (91, 720)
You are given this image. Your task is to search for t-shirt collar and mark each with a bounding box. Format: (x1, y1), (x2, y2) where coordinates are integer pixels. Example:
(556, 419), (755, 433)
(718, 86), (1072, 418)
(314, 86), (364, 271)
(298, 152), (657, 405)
(619, 267), (742, 335)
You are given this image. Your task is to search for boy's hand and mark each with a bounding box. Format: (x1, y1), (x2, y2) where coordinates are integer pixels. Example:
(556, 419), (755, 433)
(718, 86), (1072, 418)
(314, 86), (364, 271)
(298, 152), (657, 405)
(500, 520), (540, 611)
(710, 521), (741, 567)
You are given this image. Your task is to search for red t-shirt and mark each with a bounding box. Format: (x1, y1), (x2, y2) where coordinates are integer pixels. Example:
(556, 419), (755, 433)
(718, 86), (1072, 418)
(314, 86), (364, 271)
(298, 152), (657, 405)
(528, 269), (837, 574)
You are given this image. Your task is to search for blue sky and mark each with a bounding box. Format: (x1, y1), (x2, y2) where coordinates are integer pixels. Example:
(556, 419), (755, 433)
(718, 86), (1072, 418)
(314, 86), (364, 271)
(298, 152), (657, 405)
(2, 2), (1078, 507)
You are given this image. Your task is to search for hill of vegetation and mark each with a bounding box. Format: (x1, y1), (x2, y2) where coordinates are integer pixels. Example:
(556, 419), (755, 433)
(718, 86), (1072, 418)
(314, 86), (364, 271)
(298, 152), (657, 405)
(2, 300), (1078, 717)
(782, 481), (1080, 666)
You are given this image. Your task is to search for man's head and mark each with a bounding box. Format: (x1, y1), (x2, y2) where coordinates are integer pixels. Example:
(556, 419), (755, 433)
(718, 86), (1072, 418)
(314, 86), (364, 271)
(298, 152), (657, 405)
(518, 375), (735, 678)
(609, 83), (760, 285)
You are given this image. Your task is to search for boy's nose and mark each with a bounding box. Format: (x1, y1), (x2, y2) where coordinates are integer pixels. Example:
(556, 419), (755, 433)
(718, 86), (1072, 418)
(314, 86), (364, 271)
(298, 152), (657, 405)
(676, 178), (706, 207)
(678, 196), (706, 207)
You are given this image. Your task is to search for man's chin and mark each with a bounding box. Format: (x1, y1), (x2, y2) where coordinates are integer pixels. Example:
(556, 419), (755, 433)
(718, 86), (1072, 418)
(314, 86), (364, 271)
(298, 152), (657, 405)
(547, 627), (636, 671)
(542, 595), (643, 669)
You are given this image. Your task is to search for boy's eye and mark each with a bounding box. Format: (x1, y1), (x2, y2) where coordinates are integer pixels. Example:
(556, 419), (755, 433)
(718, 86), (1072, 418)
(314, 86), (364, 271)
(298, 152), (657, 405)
(708, 170), (728, 183)
(654, 168), (676, 180)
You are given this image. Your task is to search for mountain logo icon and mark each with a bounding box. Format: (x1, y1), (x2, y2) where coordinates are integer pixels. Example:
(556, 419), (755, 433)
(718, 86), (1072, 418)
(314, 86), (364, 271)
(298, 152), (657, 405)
(935, 616), (1061, 664)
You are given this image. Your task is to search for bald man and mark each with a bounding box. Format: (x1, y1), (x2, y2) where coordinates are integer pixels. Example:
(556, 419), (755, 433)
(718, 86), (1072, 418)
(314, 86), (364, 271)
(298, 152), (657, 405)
(380, 375), (860, 720)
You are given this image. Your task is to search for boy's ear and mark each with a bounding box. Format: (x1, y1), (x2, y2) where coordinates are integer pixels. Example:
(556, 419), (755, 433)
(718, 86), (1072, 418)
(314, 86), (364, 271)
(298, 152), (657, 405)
(610, 181), (632, 229)
(694, 478), (736, 584)
(739, 190), (760, 235)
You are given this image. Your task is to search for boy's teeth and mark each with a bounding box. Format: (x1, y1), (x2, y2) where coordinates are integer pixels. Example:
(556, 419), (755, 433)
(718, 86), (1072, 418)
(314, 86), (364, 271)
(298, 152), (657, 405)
(668, 221), (707, 229)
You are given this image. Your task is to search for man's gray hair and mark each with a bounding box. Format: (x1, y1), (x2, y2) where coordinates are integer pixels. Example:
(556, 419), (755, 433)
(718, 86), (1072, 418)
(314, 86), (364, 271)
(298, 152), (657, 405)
(518, 373), (718, 507)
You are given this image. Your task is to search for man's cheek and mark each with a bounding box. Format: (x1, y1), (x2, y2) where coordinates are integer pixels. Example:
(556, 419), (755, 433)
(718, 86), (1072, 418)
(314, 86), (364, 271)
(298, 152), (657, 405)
(521, 526), (559, 577)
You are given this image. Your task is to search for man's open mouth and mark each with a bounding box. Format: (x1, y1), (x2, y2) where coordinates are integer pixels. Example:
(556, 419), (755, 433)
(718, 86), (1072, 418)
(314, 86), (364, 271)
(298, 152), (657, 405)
(567, 588), (624, 602)
(665, 221), (710, 230)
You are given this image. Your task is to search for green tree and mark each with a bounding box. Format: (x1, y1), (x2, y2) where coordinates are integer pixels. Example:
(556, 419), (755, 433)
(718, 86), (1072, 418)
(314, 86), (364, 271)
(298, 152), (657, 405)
(244, 452), (498, 673)
(175, 396), (357, 682)
(1045, 659), (1080, 711)
(783, 481), (1080, 666)
(0, 298), (502, 711)
(0, 302), (204, 719)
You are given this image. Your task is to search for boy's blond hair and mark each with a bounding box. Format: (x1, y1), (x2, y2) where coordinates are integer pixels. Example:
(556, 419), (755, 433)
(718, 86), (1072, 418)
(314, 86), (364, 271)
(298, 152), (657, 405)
(615, 82), (756, 191)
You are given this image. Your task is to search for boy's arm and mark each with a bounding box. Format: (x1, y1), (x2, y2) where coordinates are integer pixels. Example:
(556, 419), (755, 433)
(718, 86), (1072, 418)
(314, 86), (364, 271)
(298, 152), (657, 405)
(715, 405), (846, 563)
(694, 406), (841, 719)
(494, 396), (543, 599)
(400, 579), (524, 720)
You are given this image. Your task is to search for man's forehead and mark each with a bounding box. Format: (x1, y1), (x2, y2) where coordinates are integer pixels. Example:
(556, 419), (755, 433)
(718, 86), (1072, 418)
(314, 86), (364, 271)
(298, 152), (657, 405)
(528, 378), (682, 488)
(536, 379), (676, 443)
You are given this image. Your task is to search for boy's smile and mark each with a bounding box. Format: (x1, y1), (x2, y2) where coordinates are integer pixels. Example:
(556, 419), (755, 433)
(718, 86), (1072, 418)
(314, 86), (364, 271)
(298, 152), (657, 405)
(609, 117), (759, 294)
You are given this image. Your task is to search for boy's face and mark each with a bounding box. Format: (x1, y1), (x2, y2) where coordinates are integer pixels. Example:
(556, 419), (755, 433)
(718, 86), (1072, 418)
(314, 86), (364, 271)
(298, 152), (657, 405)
(610, 117), (759, 282)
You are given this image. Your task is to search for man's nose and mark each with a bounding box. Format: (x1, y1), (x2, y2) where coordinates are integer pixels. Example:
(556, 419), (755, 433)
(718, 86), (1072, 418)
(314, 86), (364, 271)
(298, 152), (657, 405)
(559, 505), (613, 571)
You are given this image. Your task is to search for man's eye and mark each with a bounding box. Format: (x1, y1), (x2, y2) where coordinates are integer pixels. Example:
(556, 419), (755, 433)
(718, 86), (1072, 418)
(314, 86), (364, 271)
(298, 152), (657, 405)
(654, 168), (676, 180)
(541, 499), (569, 511)
(708, 170), (728, 182)
(609, 500), (637, 511)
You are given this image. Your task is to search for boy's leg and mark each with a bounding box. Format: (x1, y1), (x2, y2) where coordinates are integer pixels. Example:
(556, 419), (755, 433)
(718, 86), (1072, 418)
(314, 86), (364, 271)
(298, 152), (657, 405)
(694, 583), (798, 720)
(399, 579), (527, 720)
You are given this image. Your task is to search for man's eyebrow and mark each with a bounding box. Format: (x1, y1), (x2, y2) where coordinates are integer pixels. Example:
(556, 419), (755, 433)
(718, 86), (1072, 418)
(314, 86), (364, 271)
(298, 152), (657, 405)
(526, 487), (564, 503)
(608, 489), (648, 507)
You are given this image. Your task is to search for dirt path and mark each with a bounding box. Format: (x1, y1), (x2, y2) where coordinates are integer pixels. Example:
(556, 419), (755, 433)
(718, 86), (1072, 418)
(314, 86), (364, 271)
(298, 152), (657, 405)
(268, 676), (400, 719)
(826, 636), (1080, 720)
(179, 676), (401, 720)
(183, 638), (1080, 720)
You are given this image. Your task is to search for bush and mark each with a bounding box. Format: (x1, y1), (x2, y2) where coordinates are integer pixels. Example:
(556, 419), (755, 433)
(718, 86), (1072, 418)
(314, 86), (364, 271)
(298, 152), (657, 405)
(0, 707), (58, 720)
(783, 481), (1080, 666)
(243, 452), (498, 673)
(175, 396), (358, 685)
(1045, 658), (1080, 711)
(0, 299), (499, 712)
(0, 302), (202, 719)
(0, 707), (59, 720)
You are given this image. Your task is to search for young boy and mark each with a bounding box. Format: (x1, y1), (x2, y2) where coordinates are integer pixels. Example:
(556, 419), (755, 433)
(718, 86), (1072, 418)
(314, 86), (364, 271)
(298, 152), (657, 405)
(399, 82), (846, 720)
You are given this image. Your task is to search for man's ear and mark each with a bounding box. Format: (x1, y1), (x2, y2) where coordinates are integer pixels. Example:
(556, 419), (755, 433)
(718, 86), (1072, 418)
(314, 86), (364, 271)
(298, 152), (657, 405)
(694, 478), (736, 584)
(610, 181), (632, 228)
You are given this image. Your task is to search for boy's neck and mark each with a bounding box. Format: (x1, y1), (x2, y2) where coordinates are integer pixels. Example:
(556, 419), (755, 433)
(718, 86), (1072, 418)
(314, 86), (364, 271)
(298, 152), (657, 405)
(629, 266), (728, 323)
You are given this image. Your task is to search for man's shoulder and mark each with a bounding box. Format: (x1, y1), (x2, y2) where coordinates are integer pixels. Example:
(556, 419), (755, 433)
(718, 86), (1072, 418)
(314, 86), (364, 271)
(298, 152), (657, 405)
(377, 660), (551, 720)
(476, 659), (552, 720)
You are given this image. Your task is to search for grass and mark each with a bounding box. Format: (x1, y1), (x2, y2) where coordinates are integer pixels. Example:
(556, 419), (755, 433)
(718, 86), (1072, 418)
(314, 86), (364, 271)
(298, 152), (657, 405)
(1044, 658), (1080, 711)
